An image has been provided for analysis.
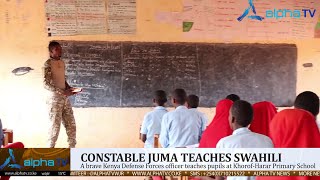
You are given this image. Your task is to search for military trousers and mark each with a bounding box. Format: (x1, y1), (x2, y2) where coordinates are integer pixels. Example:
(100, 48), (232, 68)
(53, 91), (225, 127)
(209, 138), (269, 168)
(47, 93), (76, 148)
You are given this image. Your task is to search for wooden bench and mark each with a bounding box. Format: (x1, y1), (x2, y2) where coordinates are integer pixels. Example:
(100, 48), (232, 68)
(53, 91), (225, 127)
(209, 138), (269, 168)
(2, 129), (13, 146)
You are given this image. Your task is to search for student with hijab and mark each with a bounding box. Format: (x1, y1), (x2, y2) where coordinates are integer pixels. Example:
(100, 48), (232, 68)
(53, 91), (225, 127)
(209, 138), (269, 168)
(257, 109), (320, 180)
(249, 101), (277, 137)
(199, 99), (233, 148)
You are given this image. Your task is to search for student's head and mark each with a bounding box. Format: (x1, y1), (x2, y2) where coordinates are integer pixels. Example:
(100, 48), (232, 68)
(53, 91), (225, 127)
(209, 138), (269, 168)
(294, 91), (319, 117)
(187, 95), (199, 109)
(152, 90), (167, 106)
(49, 41), (62, 60)
(226, 94), (240, 102)
(171, 89), (187, 107)
(229, 100), (253, 130)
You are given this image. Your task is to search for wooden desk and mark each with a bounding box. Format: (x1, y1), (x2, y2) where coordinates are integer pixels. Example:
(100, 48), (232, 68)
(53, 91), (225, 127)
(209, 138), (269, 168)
(2, 129), (13, 146)
(154, 134), (160, 148)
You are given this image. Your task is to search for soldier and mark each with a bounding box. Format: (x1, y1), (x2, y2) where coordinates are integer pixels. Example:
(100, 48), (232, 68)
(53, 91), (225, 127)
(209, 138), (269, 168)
(43, 41), (80, 148)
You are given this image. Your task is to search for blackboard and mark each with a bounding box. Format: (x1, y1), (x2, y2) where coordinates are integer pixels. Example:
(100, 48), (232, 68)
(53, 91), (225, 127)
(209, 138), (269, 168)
(61, 41), (297, 107)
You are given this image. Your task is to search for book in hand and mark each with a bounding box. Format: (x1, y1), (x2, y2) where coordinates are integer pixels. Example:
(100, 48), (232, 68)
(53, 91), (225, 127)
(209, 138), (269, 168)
(185, 143), (199, 148)
(72, 88), (82, 93)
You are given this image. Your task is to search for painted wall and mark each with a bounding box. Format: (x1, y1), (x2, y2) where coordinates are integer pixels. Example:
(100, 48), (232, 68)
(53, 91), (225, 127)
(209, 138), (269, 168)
(0, 0), (319, 148)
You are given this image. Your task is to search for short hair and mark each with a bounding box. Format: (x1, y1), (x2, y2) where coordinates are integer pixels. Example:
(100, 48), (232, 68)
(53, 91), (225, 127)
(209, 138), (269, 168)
(294, 91), (319, 116)
(226, 94), (240, 102)
(153, 90), (167, 106)
(187, 94), (199, 108)
(48, 41), (61, 52)
(172, 89), (187, 105)
(231, 100), (253, 127)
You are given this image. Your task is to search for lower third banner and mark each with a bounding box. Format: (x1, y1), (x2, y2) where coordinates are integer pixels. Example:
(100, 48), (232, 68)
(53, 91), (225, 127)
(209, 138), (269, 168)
(70, 148), (320, 176)
(2, 148), (320, 176)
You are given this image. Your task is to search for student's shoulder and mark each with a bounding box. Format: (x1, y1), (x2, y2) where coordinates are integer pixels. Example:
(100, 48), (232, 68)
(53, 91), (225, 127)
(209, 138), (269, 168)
(252, 132), (271, 140)
(161, 110), (175, 119)
(144, 111), (155, 119)
(155, 107), (168, 113)
(188, 109), (205, 118)
(252, 132), (273, 144)
(217, 135), (236, 147)
(220, 134), (237, 142)
(145, 108), (165, 116)
(187, 108), (199, 114)
(198, 111), (207, 117)
(165, 108), (176, 114)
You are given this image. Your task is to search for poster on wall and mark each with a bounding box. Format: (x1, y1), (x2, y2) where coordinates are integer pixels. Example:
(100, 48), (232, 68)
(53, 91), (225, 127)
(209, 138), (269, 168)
(76, 0), (107, 35)
(45, 0), (77, 36)
(107, 0), (136, 34)
(155, 0), (320, 40)
(45, 0), (136, 36)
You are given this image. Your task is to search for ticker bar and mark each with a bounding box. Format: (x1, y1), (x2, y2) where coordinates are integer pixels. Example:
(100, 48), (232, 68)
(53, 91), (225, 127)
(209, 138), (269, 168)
(0, 171), (70, 176)
(70, 171), (320, 176)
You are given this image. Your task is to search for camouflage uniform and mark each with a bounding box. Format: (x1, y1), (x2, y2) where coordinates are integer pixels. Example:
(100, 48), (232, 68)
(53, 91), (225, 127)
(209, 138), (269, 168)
(43, 59), (76, 148)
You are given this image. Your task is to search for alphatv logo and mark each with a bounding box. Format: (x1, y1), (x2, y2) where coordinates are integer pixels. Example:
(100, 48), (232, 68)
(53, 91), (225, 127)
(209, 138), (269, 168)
(266, 9), (317, 19)
(0, 149), (69, 169)
(24, 158), (68, 168)
(238, 0), (317, 21)
(0, 149), (22, 170)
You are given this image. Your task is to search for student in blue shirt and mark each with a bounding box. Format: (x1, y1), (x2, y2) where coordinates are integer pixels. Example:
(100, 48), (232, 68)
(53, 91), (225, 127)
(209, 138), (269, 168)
(187, 94), (208, 137)
(160, 89), (202, 148)
(140, 90), (168, 148)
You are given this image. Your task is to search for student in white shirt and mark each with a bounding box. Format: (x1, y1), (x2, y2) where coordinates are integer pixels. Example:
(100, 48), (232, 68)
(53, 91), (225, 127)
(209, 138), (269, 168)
(216, 100), (273, 180)
(160, 89), (202, 148)
(187, 94), (208, 137)
(140, 90), (168, 148)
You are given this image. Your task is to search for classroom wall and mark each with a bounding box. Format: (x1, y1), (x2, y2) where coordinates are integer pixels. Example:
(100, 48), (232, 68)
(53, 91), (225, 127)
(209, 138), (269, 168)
(0, 0), (319, 148)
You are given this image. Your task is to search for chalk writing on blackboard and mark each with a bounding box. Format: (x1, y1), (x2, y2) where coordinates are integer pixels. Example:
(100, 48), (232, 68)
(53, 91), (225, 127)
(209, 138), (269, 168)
(61, 41), (297, 107)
